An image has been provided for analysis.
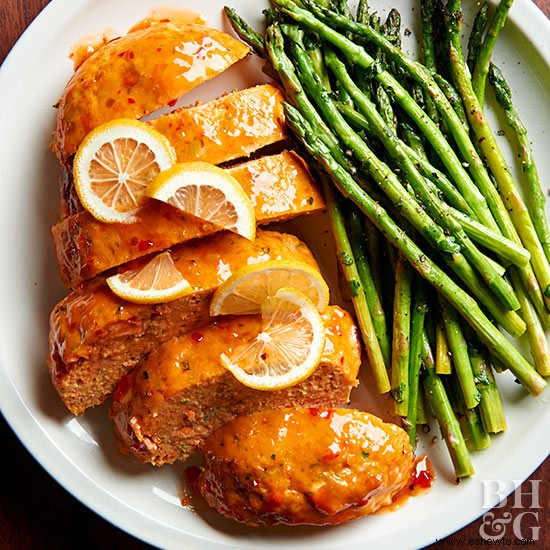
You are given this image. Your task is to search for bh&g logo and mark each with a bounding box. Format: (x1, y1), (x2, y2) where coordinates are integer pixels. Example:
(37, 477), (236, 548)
(480, 480), (541, 541)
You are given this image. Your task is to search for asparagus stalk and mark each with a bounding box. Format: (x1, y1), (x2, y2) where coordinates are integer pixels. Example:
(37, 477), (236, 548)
(391, 253), (413, 416)
(447, 375), (492, 451)
(423, 334), (475, 478)
(322, 179), (390, 393)
(468, 347), (507, 434)
(448, 206), (531, 269)
(406, 277), (429, 446)
(435, 320), (452, 375)
(509, 269), (550, 376)
(467, 1), (488, 72)
(348, 206), (392, 367)
(439, 296), (480, 409)
(223, 6), (266, 57)
(281, 102), (546, 396)
(471, 0), (514, 105)
(488, 63), (550, 263)
(419, 0), (440, 124)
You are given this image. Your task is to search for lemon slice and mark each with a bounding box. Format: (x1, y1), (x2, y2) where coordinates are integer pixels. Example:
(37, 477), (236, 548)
(106, 251), (191, 303)
(146, 162), (255, 240)
(220, 287), (326, 390)
(74, 119), (176, 223)
(209, 260), (330, 316)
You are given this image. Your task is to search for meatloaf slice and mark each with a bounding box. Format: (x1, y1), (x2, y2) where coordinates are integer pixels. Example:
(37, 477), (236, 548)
(110, 306), (361, 465)
(59, 84), (287, 218)
(55, 21), (250, 163)
(52, 152), (324, 287)
(48, 230), (320, 415)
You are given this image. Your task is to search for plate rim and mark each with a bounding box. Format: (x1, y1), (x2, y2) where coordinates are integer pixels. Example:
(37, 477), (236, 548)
(0, 0), (549, 549)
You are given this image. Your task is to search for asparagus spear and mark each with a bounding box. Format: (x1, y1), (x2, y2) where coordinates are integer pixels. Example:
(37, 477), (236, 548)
(281, 101), (546, 396)
(468, 347), (507, 434)
(467, 1), (488, 72)
(439, 296), (480, 409)
(447, 374), (492, 451)
(348, 206), (392, 367)
(422, 334), (475, 478)
(435, 320), (452, 375)
(488, 63), (550, 264)
(391, 253), (413, 416)
(323, 180), (390, 393)
(406, 277), (429, 445)
(471, 0), (514, 105)
(419, 0), (440, 125)
(448, 206), (531, 269)
(223, 6), (266, 57)
(509, 269), (550, 376)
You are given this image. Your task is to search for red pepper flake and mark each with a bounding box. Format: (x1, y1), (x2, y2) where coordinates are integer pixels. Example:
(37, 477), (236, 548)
(130, 237), (138, 246)
(309, 408), (330, 418)
(127, 50), (135, 60)
(127, 98), (135, 104)
(191, 332), (204, 343)
(113, 374), (131, 404)
(196, 46), (206, 60)
(138, 240), (154, 252)
(167, 99), (177, 107)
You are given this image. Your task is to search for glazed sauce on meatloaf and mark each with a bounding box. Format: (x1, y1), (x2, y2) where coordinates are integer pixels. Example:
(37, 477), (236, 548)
(196, 407), (417, 526)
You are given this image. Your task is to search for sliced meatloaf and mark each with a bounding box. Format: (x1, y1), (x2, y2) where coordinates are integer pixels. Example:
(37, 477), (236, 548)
(52, 152), (324, 287)
(110, 306), (361, 465)
(59, 84), (287, 218)
(48, 230), (320, 415)
(55, 21), (250, 163)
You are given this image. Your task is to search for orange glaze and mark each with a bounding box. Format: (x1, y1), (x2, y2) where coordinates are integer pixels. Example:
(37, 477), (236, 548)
(150, 84), (286, 165)
(55, 21), (249, 162)
(197, 408), (416, 526)
(52, 151), (324, 287)
(129, 6), (207, 32)
(48, 230), (318, 375)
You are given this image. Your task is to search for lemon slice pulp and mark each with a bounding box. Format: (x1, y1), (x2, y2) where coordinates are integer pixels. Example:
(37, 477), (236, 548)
(220, 287), (326, 390)
(74, 118), (176, 223)
(209, 259), (330, 317)
(106, 251), (191, 303)
(146, 161), (255, 240)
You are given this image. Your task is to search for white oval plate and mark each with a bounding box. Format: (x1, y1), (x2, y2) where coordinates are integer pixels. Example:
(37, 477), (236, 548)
(0, 1), (548, 549)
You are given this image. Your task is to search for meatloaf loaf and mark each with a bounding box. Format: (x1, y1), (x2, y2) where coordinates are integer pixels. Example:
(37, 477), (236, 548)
(110, 306), (361, 465)
(52, 151), (324, 287)
(197, 408), (414, 526)
(48, 230), (320, 415)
